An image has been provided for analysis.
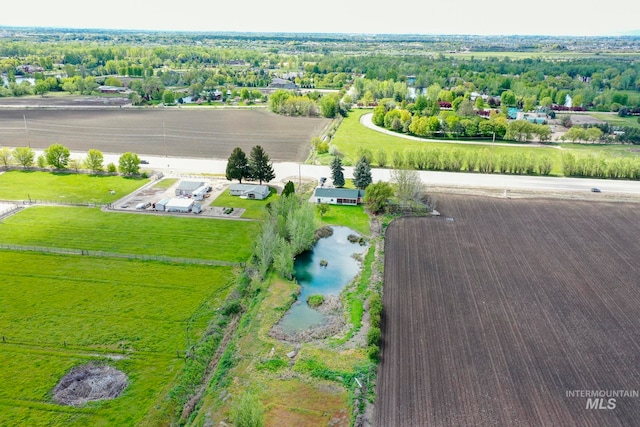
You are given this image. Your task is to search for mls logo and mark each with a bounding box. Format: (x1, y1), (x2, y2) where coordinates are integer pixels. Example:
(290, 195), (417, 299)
(586, 398), (616, 410)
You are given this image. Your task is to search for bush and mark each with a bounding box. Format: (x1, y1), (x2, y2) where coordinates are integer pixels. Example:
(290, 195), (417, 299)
(367, 344), (380, 362)
(367, 326), (381, 347)
(106, 163), (117, 173)
(222, 300), (242, 315)
(307, 294), (325, 308)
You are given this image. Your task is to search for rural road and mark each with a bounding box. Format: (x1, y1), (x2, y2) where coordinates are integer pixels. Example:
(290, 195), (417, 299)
(25, 149), (640, 198)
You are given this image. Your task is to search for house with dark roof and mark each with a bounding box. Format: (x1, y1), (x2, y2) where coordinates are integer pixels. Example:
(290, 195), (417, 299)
(313, 188), (365, 206)
(269, 77), (297, 90)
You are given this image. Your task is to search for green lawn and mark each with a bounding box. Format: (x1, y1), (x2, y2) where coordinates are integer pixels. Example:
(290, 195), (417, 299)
(330, 109), (640, 176)
(316, 204), (370, 236)
(0, 170), (148, 203)
(0, 206), (258, 262)
(0, 250), (234, 427)
(590, 112), (640, 130)
(210, 186), (277, 219)
(330, 109), (562, 167)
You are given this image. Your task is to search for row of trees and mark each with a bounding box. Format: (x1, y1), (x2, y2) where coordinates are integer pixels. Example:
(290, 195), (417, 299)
(348, 146), (555, 176)
(0, 145), (142, 175)
(561, 152), (640, 179)
(225, 145), (275, 185)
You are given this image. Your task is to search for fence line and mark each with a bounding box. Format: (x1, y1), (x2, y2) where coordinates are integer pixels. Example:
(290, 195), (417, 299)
(0, 243), (241, 267)
(0, 205), (22, 221)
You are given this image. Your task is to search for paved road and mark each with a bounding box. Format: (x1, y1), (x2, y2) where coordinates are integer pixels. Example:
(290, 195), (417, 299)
(20, 149), (640, 198)
(107, 152), (640, 197)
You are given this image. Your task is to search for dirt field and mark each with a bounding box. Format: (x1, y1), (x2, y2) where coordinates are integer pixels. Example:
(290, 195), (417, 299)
(0, 107), (330, 162)
(376, 195), (640, 426)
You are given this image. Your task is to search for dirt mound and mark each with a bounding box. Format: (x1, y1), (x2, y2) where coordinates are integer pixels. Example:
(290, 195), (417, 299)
(52, 363), (127, 406)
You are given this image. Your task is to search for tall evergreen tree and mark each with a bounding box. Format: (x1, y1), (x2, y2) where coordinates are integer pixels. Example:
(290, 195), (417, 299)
(330, 156), (345, 188)
(282, 180), (295, 197)
(353, 155), (372, 189)
(226, 147), (249, 183)
(249, 145), (275, 185)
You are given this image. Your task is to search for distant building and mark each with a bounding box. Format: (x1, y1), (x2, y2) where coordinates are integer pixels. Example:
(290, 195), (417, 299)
(175, 181), (205, 196)
(313, 188), (365, 206)
(229, 184), (271, 200)
(269, 77), (297, 90)
(97, 85), (129, 94)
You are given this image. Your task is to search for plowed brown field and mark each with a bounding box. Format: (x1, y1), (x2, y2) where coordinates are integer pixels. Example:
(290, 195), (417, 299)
(376, 195), (640, 427)
(0, 108), (330, 162)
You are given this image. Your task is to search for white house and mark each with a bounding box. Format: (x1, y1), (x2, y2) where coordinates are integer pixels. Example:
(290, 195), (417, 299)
(229, 184), (271, 200)
(313, 188), (365, 206)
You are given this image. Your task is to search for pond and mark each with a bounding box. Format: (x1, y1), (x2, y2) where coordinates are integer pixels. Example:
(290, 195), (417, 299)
(276, 226), (368, 334)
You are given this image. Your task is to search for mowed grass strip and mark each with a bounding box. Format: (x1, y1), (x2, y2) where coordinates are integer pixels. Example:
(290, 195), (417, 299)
(0, 170), (148, 203)
(0, 251), (234, 426)
(0, 206), (258, 262)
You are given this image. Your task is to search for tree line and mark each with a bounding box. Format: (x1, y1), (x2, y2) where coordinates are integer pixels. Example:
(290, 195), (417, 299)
(0, 145), (143, 176)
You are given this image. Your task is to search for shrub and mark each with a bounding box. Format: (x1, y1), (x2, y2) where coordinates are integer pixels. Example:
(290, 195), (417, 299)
(367, 344), (380, 362)
(107, 162), (117, 173)
(367, 326), (381, 347)
(307, 294), (325, 308)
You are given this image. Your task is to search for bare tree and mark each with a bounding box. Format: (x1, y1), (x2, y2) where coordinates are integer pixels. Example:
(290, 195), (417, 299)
(391, 168), (423, 207)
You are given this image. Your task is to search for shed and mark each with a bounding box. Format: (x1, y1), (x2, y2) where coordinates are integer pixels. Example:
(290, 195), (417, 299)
(175, 181), (205, 196)
(229, 184), (271, 200)
(313, 188), (365, 206)
(165, 198), (194, 213)
(155, 198), (170, 211)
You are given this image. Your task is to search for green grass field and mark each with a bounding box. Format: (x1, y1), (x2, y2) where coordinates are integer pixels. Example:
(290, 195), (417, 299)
(330, 109), (563, 167)
(0, 206), (258, 262)
(0, 250), (235, 426)
(0, 170), (148, 203)
(0, 168), (266, 426)
(330, 109), (640, 175)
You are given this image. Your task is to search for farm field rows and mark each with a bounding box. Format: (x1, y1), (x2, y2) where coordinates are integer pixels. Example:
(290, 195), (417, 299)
(377, 195), (640, 426)
(0, 109), (330, 162)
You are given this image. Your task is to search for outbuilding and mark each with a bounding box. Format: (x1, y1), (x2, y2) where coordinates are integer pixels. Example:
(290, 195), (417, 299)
(165, 198), (194, 213)
(155, 198), (170, 211)
(175, 181), (205, 196)
(313, 188), (365, 206)
(229, 184), (271, 200)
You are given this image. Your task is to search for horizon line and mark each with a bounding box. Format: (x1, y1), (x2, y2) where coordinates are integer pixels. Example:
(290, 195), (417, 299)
(1, 25), (639, 38)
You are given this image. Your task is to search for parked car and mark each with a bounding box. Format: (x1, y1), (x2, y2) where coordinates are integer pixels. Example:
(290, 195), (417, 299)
(591, 187), (601, 193)
(140, 159), (149, 164)
(136, 202), (151, 209)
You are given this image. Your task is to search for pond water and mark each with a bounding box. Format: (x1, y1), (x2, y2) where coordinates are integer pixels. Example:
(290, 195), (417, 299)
(277, 226), (368, 333)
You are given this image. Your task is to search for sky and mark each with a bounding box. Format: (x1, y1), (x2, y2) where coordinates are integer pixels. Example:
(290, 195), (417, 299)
(1, 0), (638, 37)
